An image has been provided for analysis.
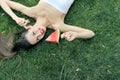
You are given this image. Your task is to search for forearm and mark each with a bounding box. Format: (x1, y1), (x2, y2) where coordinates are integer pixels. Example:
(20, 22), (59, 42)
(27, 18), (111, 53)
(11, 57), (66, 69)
(76, 31), (95, 39)
(0, 0), (18, 21)
(55, 23), (95, 39)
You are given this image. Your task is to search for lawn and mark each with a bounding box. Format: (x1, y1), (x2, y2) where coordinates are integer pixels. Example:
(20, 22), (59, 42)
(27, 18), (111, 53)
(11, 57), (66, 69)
(0, 0), (120, 80)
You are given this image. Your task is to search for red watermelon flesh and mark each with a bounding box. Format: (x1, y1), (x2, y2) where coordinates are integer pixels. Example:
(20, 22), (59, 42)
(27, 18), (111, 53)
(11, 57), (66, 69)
(45, 30), (60, 43)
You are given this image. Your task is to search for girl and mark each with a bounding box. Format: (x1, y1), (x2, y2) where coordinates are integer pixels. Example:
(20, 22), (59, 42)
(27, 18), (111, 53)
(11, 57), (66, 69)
(0, 0), (95, 58)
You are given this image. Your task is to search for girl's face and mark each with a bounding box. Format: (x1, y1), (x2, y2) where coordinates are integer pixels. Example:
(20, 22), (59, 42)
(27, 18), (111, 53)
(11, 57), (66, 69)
(25, 26), (46, 44)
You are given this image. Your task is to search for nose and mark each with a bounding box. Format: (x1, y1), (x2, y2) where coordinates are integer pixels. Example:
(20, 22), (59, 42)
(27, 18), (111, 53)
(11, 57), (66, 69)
(36, 31), (42, 36)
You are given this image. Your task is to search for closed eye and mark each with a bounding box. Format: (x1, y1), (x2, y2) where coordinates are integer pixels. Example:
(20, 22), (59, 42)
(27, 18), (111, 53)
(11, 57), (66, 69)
(33, 32), (36, 35)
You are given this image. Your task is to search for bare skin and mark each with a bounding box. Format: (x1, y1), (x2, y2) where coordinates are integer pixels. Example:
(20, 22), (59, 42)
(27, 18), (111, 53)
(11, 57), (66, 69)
(0, 0), (95, 44)
(0, 0), (30, 27)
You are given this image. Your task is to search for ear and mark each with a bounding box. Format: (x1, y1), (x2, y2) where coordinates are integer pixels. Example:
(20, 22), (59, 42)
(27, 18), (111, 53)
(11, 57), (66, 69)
(24, 25), (32, 30)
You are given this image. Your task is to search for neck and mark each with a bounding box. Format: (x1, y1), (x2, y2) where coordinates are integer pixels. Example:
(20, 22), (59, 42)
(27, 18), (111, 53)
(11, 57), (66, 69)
(34, 17), (49, 28)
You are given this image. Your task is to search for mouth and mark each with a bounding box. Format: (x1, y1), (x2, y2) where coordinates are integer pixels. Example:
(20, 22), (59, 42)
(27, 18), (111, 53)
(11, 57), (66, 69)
(40, 28), (45, 35)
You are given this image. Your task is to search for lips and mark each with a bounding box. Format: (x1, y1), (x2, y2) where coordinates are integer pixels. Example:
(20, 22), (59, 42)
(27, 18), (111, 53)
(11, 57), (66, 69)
(40, 28), (45, 35)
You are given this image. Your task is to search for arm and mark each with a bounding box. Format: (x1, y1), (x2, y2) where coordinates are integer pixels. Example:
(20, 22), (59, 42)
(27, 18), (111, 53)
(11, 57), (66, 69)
(53, 22), (95, 41)
(0, 0), (29, 27)
(6, 0), (35, 18)
(60, 25), (95, 41)
(0, 0), (18, 21)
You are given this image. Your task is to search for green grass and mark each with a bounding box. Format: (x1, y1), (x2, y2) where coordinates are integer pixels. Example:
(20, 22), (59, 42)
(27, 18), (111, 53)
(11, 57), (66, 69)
(0, 0), (120, 80)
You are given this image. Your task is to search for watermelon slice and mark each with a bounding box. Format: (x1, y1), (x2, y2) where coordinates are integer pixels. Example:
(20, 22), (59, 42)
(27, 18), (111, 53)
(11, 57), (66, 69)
(45, 29), (60, 43)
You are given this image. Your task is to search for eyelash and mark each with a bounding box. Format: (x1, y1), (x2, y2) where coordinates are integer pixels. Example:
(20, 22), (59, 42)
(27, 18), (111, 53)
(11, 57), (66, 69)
(33, 32), (36, 35)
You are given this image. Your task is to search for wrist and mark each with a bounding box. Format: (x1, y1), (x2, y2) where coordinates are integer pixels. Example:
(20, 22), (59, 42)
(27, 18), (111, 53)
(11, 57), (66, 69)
(12, 16), (18, 21)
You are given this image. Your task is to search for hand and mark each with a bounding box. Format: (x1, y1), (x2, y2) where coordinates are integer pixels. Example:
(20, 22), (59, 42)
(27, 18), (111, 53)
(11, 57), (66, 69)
(15, 17), (30, 27)
(61, 31), (78, 41)
(24, 25), (32, 30)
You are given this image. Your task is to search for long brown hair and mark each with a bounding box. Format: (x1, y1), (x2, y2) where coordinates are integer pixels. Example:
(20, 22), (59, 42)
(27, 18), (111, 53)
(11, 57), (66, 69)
(0, 31), (32, 59)
(0, 32), (16, 59)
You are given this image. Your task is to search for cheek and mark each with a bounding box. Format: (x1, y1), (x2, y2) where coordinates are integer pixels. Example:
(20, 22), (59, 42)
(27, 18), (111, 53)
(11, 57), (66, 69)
(37, 35), (44, 41)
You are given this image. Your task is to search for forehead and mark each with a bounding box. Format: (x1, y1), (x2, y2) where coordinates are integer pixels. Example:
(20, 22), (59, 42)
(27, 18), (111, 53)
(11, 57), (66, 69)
(25, 30), (37, 44)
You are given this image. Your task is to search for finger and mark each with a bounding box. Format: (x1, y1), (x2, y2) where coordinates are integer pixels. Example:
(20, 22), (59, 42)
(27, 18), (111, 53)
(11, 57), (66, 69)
(26, 19), (30, 23)
(61, 34), (65, 38)
(68, 37), (74, 41)
(24, 25), (32, 29)
(17, 18), (25, 26)
(22, 21), (28, 26)
(24, 20), (30, 25)
(61, 32), (69, 38)
(24, 26), (28, 29)
(66, 36), (71, 41)
(20, 19), (29, 27)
